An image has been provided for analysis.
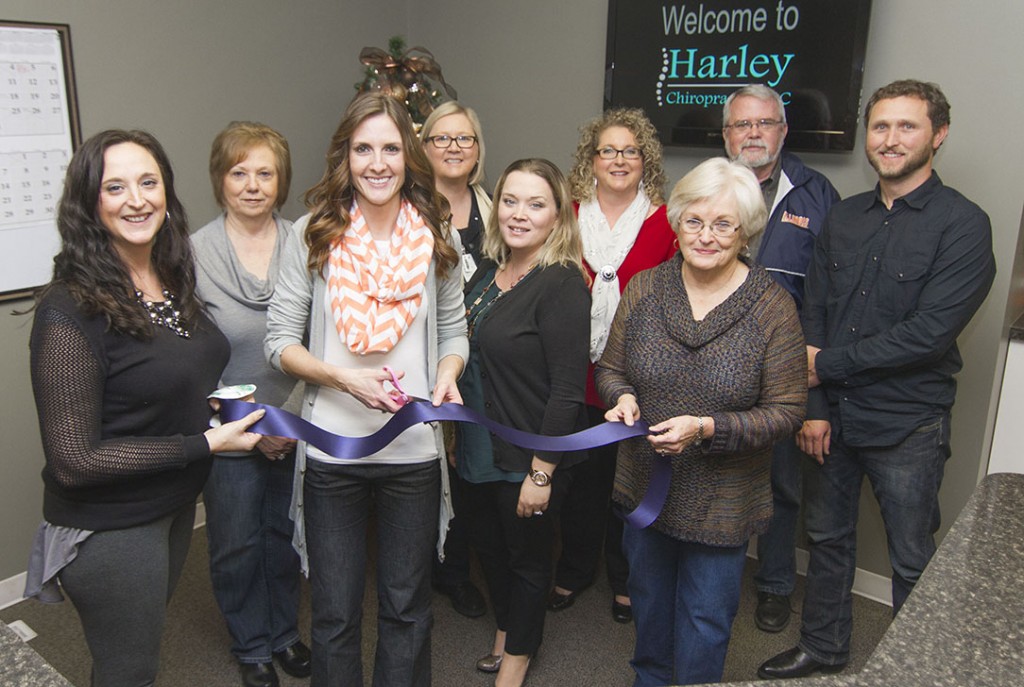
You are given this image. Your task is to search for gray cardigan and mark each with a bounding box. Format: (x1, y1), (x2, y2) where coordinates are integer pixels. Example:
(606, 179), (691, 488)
(265, 214), (469, 572)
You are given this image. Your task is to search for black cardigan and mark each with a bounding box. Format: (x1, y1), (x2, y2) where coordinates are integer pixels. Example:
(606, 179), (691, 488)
(467, 260), (591, 472)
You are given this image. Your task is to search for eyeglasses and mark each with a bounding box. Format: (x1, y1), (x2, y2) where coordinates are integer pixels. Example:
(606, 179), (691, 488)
(680, 217), (741, 237)
(724, 119), (784, 132)
(595, 146), (642, 160)
(425, 134), (478, 149)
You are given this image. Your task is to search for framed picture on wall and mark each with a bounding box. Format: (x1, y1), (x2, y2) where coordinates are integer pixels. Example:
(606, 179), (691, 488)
(0, 20), (81, 301)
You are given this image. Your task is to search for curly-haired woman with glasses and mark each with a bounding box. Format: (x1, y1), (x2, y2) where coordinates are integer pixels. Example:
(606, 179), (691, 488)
(549, 108), (677, 624)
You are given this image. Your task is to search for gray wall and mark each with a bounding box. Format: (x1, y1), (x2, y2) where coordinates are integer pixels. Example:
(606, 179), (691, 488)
(3, 0), (1023, 586)
(0, 0), (406, 580)
(411, 1), (1024, 578)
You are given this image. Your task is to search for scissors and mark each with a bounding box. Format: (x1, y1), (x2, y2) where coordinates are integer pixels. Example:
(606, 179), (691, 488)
(385, 364), (411, 409)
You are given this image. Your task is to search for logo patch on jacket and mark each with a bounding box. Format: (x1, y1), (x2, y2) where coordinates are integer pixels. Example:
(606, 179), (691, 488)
(781, 211), (810, 229)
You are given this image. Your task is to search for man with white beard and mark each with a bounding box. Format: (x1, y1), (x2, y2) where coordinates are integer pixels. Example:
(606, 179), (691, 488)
(721, 84), (839, 634)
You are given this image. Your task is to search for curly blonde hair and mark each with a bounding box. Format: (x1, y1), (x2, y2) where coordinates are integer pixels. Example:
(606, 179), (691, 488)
(568, 108), (666, 206)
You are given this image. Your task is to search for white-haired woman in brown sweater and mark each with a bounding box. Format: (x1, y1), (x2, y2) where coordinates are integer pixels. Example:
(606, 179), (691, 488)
(597, 157), (806, 686)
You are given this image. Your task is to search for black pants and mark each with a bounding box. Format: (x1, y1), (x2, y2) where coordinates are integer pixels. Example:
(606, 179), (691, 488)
(433, 460), (475, 588)
(553, 405), (630, 596)
(463, 474), (568, 656)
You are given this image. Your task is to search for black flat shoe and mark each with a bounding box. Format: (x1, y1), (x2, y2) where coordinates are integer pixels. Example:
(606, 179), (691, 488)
(240, 662), (279, 687)
(757, 647), (846, 680)
(611, 600), (633, 624)
(273, 641), (312, 678)
(546, 589), (576, 612)
(440, 580), (487, 618)
(754, 592), (792, 633)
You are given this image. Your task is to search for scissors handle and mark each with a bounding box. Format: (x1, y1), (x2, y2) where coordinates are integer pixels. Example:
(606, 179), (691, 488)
(382, 366), (410, 405)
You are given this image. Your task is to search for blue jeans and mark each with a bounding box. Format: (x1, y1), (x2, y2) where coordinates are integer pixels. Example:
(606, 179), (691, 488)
(304, 459), (440, 687)
(754, 436), (803, 595)
(623, 526), (747, 686)
(799, 415), (950, 664)
(204, 454), (301, 663)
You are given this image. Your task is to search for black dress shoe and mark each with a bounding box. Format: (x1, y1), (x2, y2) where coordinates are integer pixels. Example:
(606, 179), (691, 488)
(442, 580), (487, 618)
(758, 647), (846, 680)
(240, 662), (279, 687)
(273, 641), (312, 678)
(755, 592), (792, 633)
(611, 600), (633, 624)
(546, 589), (576, 612)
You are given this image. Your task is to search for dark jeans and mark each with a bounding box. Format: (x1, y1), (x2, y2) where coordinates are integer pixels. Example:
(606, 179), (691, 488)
(623, 525), (747, 686)
(553, 405), (630, 597)
(59, 503), (195, 687)
(204, 453), (301, 662)
(754, 436), (803, 596)
(799, 415), (950, 664)
(304, 459), (440, 687)
(462, 475), (568, 656)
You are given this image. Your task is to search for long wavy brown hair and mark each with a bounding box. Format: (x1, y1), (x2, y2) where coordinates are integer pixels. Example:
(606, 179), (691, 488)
(39, 129), (198, 339)
(303, 93), (456, 277)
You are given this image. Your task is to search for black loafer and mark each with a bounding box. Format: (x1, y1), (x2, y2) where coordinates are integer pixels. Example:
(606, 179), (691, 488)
(240, 662), (279, 687)
(755, 592), (792, 633)
(611, 600), (633, 624)
(546, 589), (577, 612)
(757, 647), (846, 680)
(442, 580), (487, 618)
(273, 641), (312, 678)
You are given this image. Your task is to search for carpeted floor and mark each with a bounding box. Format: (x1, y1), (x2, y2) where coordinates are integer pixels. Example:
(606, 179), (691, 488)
(1, 525), (892, 686)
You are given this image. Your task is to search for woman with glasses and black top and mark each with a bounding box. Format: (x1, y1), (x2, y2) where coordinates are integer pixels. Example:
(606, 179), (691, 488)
(419, 101), (491, 619)
(549, 109), (676, 624)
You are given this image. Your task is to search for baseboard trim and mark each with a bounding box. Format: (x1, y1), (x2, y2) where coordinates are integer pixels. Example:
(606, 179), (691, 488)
(747, 540), (894, 607)
(0, 572), (27, 612)
(0, 503), (209, 611)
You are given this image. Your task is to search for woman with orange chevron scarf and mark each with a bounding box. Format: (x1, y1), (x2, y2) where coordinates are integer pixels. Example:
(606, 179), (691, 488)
(265, 92), (468, 687)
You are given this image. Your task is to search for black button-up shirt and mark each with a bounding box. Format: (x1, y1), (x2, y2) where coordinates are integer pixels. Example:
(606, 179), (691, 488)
(803, 172), (995, 447)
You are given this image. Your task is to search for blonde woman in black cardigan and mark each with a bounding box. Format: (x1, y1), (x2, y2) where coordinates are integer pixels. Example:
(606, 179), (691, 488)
(458, 158), (590, 687)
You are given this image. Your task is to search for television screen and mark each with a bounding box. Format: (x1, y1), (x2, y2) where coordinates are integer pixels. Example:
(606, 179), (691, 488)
(605, 0), (873, 152)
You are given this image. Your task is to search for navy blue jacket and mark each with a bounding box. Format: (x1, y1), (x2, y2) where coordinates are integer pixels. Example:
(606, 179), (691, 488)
(756, 152), (839, 310)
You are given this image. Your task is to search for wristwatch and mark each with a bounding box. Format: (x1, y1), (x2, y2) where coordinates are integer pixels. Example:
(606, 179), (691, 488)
(528, 467), (551, 487)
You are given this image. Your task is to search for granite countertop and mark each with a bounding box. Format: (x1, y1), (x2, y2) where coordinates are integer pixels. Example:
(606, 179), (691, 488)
(0, 622), (73, 686)
(691, 472), (1024, 686)
(1009, 312), (1024, 341)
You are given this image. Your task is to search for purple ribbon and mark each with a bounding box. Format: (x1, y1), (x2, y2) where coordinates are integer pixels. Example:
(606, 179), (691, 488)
(219, 398), (667, 528)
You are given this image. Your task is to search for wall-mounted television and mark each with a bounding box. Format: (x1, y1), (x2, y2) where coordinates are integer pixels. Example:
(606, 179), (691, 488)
(605, 0), (873, 153)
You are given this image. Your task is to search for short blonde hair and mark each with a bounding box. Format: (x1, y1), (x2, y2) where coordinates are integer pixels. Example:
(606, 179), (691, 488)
(420, 101), (487, 186)
(568, 107), (666, 205)
(483, 158), (588, 282)
(209, 121), (291, 210)
(666, 157), (767, 242)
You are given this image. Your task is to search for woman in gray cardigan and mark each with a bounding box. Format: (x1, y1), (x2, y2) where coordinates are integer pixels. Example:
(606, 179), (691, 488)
(264, 93), (467, 687)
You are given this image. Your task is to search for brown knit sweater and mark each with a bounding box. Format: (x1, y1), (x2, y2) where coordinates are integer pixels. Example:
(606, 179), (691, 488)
(596, 254), (806, 546)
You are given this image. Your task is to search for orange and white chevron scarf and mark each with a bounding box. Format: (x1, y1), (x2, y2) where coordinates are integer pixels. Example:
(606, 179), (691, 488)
(327, 200), (434, 354)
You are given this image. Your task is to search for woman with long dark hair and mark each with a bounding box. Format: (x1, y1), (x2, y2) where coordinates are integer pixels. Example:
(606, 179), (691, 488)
(24, 129), (264, 686)
(265, 93), (467, 687)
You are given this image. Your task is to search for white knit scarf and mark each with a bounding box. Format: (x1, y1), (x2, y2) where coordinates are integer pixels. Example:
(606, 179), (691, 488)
(579, 190), (650, 361)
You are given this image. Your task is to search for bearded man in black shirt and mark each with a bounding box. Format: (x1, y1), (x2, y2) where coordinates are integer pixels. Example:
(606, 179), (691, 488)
(759, 79), (996, 680)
